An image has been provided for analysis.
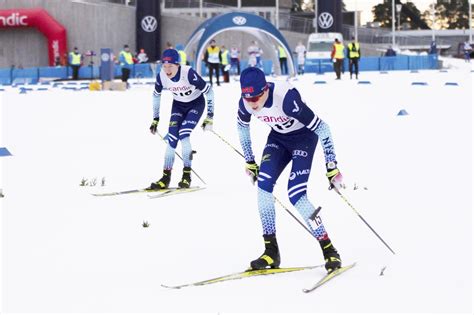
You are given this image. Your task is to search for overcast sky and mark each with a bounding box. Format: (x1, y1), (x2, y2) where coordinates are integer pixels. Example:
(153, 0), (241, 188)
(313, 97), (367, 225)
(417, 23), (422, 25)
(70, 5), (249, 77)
(343, 0), (436, 23)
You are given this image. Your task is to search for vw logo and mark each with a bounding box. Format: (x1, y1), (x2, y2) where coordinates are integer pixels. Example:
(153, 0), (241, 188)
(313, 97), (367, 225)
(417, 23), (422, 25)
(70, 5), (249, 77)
(318, 12), (334, 29)
(232, 16), (247, 25)
(141, 16), (158, 32)
(289, 172), (296, 181)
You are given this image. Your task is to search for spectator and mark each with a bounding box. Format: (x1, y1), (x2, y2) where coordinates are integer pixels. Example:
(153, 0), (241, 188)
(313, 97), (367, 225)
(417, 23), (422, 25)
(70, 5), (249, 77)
(294, 41), (306, 75)
(463, 41), (472, 62)
(385, 46), (397, 57)
(384, 45), (397, 70)
(429, 41), (437, 55)
(346, 36), (360, 80)
(256, 46), (264, 70)
(230, 46), (241, 75)
(221, 45), (230, 83)
(278, 45), (288, 75)
(119, 44), (134, 84)
(176, 44), (188, 65)
(331, 38), (344, 80)
(204, 39), (221, 86)
(137, 48), (148, 63)
(68, 47), (82, 80)
(247, 41), (259, 68)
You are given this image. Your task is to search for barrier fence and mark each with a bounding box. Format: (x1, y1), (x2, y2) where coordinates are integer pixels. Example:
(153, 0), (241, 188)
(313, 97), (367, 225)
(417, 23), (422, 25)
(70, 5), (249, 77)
(0, 55), (437, 85)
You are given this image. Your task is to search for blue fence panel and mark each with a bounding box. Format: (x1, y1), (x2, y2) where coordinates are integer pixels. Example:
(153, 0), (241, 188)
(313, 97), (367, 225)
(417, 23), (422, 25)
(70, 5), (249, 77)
(305, 59), (334, 74)
(79, 66), (99, 79)
(12, 68), (39, 84)
(359, 57), (380, 71)
(0, 56), (439, 85)
(0, 69), (12, 85)
(114, 66), (123, 78)
(408, 55), (437, 70)
(133, 63), (154, 78)
(38, 67), (68, 80)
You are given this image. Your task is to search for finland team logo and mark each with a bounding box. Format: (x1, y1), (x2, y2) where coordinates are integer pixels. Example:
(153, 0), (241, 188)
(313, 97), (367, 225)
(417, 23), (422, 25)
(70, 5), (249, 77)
(141, 16), (158, 32)
(232, 16), (247, 25)
(318, 12), (334, 29)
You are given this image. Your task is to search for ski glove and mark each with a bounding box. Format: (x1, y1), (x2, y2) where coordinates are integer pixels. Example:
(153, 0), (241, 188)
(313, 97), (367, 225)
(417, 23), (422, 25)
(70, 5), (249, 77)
(245, 161), (259, 185)
(201, 117), (213, 132)
(326, 161), (344, 191)
(149, 118), (159, 134)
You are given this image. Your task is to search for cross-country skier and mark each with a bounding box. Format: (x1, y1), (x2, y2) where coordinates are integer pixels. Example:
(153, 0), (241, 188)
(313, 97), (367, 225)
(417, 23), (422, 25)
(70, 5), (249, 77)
(237, 67), (344, 273)
(148, 49), (214, 189)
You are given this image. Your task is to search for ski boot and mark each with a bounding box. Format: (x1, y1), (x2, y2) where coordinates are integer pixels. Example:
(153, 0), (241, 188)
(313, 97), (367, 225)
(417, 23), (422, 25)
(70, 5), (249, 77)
(149, 170), (171, 190)
(319, 238), (341, 273)
(250, 234), (281, 270)
(178, 167), (192, 189)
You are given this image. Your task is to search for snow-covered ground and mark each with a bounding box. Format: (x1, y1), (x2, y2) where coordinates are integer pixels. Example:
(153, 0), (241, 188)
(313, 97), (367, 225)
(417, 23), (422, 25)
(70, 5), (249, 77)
(1, 64), (472, 314)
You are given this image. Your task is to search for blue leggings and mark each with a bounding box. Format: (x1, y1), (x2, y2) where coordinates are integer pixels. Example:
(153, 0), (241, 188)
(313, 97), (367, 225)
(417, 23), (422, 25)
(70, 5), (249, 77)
(256, 131), (329, 240)
(163, 96), (205, 170)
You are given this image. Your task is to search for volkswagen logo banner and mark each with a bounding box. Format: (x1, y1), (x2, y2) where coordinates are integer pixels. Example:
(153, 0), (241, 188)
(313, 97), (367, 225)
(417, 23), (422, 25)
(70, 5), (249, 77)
(136, 0), (160, 62)
(317, 0), (342, 33)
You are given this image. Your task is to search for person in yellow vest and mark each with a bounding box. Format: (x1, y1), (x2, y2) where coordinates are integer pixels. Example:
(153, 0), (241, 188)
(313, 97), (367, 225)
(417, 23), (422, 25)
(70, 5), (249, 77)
(220, 45), (230, 83)
(68, 47), (82, 80)
(331, 38), (345, 80)
(347, 37), (361, 80)
(119, 44), (134, 83)
(204, 39), (221, 86)
(278, 45), (288, 75)
(176, 44), (188, 66)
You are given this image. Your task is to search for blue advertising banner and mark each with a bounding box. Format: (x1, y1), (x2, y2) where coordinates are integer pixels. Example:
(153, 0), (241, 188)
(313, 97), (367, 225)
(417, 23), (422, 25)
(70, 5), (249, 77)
(136, 0), (161, 62)
(99, 48), (114, 81)
(317, 0), (342, 33)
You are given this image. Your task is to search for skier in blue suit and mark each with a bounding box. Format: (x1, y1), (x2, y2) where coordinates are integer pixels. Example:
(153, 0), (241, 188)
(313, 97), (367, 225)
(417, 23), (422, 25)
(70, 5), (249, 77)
(237, 67), (344, 273)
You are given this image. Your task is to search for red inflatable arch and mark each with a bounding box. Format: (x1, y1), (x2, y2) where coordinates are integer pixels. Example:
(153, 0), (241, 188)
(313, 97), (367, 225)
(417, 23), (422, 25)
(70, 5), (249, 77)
(0, 8), (67, 66)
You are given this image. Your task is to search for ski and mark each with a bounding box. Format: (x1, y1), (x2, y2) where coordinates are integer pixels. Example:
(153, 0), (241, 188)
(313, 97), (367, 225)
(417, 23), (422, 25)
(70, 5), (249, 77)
(161, 265), (323, 289)
(91, 187), (195, 197)
(148, 186), (205, 199)
(92, 188), (155, 197)
(302, 262), (356, 293)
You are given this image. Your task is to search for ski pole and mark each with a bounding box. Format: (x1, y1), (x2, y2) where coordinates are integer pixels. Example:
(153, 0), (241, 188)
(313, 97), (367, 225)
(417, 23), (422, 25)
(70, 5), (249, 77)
(156, 131), (207, 185)
(210, 129), (317, 239)
(333, 188), (396, 255)
(211, 130), (245, 158)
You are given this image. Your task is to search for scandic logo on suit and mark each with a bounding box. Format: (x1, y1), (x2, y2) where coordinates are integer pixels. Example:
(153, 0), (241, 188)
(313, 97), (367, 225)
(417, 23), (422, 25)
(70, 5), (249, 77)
(318, 12), (334, 29)
(141, 15), (157, 32)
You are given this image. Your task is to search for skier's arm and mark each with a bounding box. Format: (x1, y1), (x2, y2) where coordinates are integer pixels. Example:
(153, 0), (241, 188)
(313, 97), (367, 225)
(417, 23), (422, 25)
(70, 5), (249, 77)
(189, 69), (214, 118)
(237, 99), (254, 162)
(150, 75), (163, 134)
(237, 100), (258, 184)
(284, 90), (342, 188)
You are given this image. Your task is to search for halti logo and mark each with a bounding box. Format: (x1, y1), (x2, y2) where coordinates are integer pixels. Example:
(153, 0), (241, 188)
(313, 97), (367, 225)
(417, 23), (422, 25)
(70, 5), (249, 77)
(0, 13), (28, 27)
(290, 169), (310, 180)
(318, 12), (334, 29)
(141, 16), (157, 32)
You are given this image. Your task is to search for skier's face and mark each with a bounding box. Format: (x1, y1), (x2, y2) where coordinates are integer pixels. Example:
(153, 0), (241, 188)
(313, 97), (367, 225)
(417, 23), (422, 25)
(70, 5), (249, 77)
(163, 63), (179, 78)
(244, 88), (269, 111)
